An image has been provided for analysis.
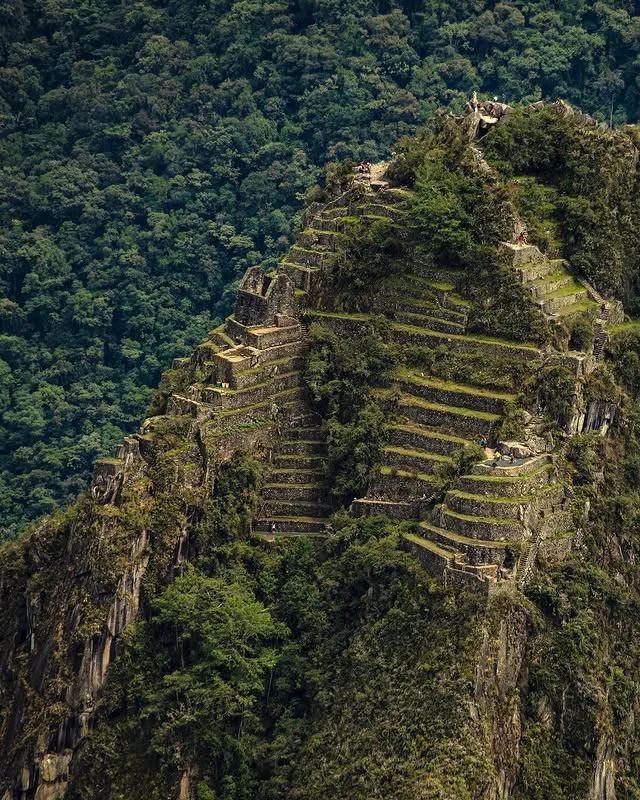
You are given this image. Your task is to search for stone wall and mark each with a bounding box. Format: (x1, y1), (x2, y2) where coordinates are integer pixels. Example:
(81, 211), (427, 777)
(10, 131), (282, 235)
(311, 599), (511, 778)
(386, 427), (465, 456)
(444, 566), (491, 594)
(392, 327), (542, 363)
(459, 466), (552, 498)
(396, 380), (508, 415)
(402, 535), (453, 574)
(370, 473), (438, 501)
(401, 404), (495, 438)
(200, 372), (303, 410)
(234, 268), (296, 327)
(440, 509), (523, 542)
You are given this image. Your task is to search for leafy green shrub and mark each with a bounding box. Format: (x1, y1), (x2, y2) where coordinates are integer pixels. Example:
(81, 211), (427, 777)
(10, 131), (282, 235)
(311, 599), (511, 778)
(305, 323), (397, 504)
(495, 402), (526, 441)
(567, 316), (594, 352)
(566, 433), (605, 485)
(305, 324), (397, 422)
(534, 365), (576, 428)
(331, 218), (403, 294)
(433, 443), (486, 489)
(327, 400), (387, 504)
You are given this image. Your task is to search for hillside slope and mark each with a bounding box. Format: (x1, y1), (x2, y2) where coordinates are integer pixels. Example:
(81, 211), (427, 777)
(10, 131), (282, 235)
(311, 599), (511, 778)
(2, 106), (640, 799)
(4, 0), (640, 538)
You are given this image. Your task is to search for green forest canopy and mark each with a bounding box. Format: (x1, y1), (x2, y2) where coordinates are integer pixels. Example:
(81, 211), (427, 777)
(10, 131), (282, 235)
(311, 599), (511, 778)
(2, 0), (640, 537)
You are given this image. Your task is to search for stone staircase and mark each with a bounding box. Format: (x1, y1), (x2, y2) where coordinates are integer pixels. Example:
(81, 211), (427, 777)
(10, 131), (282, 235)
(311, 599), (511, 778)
(256, 424), (330, 538)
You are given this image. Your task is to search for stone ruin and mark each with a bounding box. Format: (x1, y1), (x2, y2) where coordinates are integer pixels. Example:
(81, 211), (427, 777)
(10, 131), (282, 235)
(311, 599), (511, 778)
(234, 267), (297, 327)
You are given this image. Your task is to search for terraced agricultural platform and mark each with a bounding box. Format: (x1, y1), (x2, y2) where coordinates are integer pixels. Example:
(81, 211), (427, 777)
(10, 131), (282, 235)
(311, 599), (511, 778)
(503, 242), (599, 320)
(94, 169), (586, 584)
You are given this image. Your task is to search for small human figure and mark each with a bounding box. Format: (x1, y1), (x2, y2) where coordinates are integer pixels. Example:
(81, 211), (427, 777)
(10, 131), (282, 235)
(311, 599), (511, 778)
(518, 231), (526, 244)
(494, 450), (502, 462)
(271, 522), (276, 535)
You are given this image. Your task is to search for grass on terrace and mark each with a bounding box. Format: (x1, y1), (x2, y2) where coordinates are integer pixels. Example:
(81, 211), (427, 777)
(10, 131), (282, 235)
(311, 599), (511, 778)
(395, 369), (516, 400)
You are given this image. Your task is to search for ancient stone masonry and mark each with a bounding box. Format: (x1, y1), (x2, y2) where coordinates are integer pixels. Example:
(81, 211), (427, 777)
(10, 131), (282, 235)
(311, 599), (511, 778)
(3, 149), (629, 799)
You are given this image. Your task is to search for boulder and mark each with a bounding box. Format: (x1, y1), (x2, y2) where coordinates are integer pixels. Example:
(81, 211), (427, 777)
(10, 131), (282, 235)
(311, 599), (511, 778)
(499, 441), (533, 459)
(525, 435), (547, 454)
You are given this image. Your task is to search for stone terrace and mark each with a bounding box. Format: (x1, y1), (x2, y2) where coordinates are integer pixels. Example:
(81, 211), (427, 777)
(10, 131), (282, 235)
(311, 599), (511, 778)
(502, 242), (599, 321)
(404, 455), (573, 592)
(93, 168), (579, 574)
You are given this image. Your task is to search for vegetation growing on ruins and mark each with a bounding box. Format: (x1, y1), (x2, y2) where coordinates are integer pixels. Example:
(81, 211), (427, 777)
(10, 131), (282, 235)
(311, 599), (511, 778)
(484, 107), (640, 304)
(6, 109), (640, 800)
(305, 322), (397, 503)
(4, 0), (640, 536)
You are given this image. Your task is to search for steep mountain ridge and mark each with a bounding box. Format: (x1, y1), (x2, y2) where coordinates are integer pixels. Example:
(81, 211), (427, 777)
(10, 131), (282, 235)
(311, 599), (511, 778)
(1, 106), (640, 799)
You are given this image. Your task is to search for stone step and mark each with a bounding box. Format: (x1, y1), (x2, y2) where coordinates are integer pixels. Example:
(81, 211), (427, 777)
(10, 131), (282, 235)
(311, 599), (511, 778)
(262, 483), (327, 502)
(392, 311), (465, 335)
(458, 463), (552, 498)
(419, 522), (515, 567)
(381, 277), (437, 303)
(396, 374), (514, 415)
(402, 533), (458, 574)
(382, 446), (451, 474)
(356, 202), (406, 221)
(446, 483), (566, 520)
(255, 517), (329, 534)
(283, 426), (326, 442)
(386, 424), (471, 457)
(440, 508), (524, 542)
(439, 294), (472, 313)
(210, 328), (235, 349)
(262, 499), (330, 517)
(553, 298), (599, 318)
(212, 387), (307, 426)
(225, 319), (302, 350)
(370, 467), (438, 501)
(201, 372), (303, 410)
(392, 298), (467, 323)
(269, 468), (326, 485)
(517, 258), (566, 283)
(397, 395), (499, 439)
(542, 288), (588, 314)
(215, 340), (305, 379)
(500, 242), (545, 265)
(287, 245), (333, 269)
(279, 439), (328, 456)
(274, 454), (326, 470)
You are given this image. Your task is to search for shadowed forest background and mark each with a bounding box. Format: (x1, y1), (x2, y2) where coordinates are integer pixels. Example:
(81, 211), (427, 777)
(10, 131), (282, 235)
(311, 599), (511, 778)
(2, 0), (640, 537)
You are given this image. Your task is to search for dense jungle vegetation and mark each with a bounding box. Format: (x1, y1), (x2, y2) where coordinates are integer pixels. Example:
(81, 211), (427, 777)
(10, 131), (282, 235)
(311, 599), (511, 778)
(66, 456), (492, 800)
(3, 0), (640, 536)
